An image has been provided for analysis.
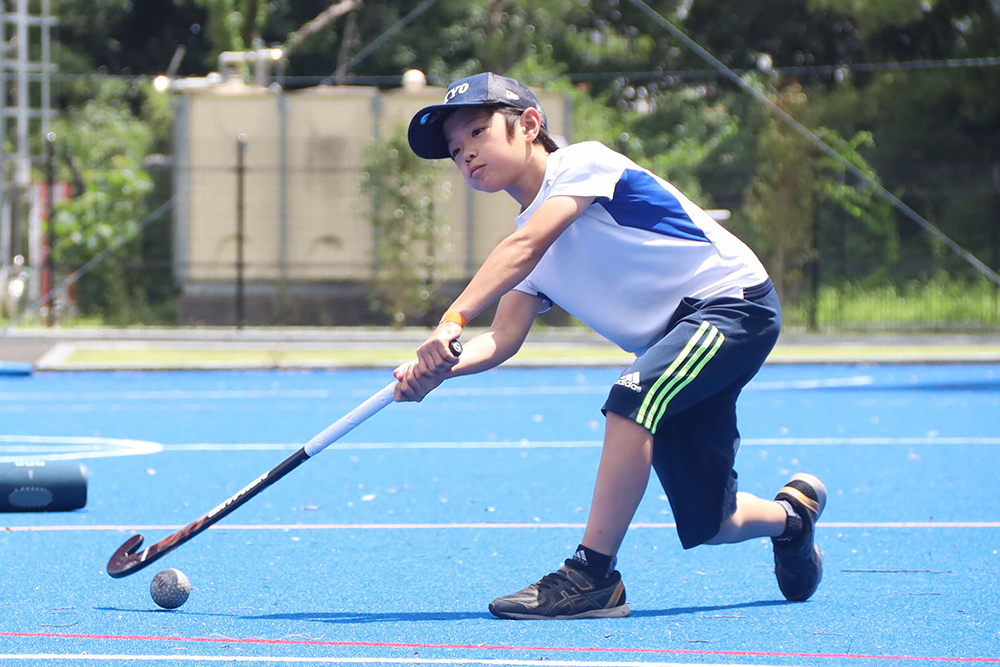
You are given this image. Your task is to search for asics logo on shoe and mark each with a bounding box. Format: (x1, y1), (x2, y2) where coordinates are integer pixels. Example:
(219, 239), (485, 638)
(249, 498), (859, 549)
(558, 590), (592, 611)
(564, 568), (595, 591)
(556, 569), (597, 611)
(615, 371), (642, 392)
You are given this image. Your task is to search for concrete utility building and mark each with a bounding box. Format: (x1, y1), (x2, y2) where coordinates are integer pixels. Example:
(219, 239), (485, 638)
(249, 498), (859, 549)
(171, 75), (568, 325)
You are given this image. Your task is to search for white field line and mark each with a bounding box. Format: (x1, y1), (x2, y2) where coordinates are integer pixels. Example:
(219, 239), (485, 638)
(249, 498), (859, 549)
(0, 376), (880, 403)
(5, 521), (999, 532)
(160, 437), (1000, 452)
(1, 436), (998, 464)
(0, 435), (163, 463)
(0, 656), (802, 667)
(0, 388), (347, 402)
(163, 440), (608, 451)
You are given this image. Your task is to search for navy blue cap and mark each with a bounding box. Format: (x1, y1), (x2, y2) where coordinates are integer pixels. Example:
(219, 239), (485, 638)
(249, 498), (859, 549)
(407, 72), (547, 159)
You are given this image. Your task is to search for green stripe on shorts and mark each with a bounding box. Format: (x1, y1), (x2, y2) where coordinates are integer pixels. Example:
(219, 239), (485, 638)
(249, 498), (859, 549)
(636, 321), (710, 426)
(636, 322), (725, 433)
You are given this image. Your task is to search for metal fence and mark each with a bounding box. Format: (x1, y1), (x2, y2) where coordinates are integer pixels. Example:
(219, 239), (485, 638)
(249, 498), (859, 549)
(165, 150), (1000, 331)
(3, 158), (997, 332)
(703, 160), (1000, 332)
(2, 86), (998, 333)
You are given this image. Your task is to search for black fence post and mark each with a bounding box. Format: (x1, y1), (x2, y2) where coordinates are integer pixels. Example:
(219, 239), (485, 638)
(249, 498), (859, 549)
(993, 163), (1000, 325)
(808, 200), (820, 332)
(44, 132), (56, 327)
(235, 133), (247, 329)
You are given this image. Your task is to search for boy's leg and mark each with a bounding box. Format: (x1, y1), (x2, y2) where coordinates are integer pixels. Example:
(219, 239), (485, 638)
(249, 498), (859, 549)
(770, 473), (827, 601)
(490, 286), (785, 619)
(488, 414), (645, 621)
(703, 491), (786, 544)
(707, 477), (828, 603)
(580, 412), (654, 557)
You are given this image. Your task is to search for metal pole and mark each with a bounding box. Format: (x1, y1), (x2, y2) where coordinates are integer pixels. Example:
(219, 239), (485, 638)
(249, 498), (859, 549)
(235, 133), (247, 329)
(0, 2), (7, 276)
(15, 0), (29, 191)
(7, 0), (30, 267)
(993, 163), (1000, 325)
(41, 0), (51, 142)
(464, 187), (475, 279)
(808, 202), (820, 332)
(370, 94), (381, 280)
(277, 92), (288, 285)
(44, 132), (55, 326)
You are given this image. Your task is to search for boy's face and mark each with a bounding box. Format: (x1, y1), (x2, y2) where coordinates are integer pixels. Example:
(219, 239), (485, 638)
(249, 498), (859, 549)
(442, 107), (530, 194)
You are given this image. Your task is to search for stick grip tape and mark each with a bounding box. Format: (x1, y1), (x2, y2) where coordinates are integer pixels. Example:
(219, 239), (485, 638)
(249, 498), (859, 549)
(302, 339), (461, 458)
(303, 381), (396, 457)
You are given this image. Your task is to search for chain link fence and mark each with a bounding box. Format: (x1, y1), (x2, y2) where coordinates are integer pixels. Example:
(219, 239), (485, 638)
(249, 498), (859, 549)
(3, 84), (998, 332)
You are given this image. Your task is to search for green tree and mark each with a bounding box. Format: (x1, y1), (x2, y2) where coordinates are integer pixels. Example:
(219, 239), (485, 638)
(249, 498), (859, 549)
(52, 0), (211, 76)
(361, 125), (452, 327)
(741, 82), (894, 309)
(807, 0), (942, 34)
(570, 82), (738, 203)
(50, 80), (157, 324)
(41, 0), (1000, 329)
(191, 0), (269, 54)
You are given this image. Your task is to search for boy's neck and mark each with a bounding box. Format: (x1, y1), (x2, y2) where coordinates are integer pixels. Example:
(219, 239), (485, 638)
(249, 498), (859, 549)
(505, 146), (551, 210)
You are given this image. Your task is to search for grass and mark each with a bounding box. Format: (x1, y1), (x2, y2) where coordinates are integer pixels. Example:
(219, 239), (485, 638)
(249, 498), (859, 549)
(58, 344), (634, 367)
(10, 278), (1000, 369)
(48, 339), (1000, 368)
(783, 278), (1000, 331)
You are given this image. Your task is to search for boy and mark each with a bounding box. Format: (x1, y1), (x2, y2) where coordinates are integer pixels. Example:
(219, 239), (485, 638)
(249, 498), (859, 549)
(396, 72), (826, 619)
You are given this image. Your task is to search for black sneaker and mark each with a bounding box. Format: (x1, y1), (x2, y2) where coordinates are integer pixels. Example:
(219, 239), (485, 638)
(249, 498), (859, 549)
(489, 561), (630, 619)
(772, 473), (827, 602)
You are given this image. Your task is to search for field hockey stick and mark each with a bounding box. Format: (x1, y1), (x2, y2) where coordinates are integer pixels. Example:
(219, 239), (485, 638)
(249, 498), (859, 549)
(107, 339), (462, 579)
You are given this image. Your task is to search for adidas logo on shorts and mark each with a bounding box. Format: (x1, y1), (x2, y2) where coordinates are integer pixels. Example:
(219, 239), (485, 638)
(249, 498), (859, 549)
(615, 371), (643, 393)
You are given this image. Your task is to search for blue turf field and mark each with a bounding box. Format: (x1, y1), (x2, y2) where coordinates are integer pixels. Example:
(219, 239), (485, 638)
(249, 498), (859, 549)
(1, 364), (998, 665)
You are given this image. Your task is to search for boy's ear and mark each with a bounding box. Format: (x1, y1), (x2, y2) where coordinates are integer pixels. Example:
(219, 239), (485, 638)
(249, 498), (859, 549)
(519, 107), (543, 142)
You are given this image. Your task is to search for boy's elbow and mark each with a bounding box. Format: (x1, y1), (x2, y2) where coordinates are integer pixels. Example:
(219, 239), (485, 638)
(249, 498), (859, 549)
(506, 233), (546, 271)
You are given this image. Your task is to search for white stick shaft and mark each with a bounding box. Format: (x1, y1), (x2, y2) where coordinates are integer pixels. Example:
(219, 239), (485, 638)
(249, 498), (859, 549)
(303, 381), (396, 457)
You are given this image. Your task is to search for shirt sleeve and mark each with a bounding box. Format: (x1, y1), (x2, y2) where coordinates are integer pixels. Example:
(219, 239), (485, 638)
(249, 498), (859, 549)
(511, 280), (553, 313)
(544, 142), (626, 202)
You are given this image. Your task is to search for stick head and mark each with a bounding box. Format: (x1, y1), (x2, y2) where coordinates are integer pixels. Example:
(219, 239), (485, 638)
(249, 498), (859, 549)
(106, 534), (146, 578)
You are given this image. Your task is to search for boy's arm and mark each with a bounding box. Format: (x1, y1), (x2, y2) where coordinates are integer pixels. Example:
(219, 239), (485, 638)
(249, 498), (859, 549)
(415, 194), (594, 376)
(394, 289), (541, 402)
(449, 289), (542, 376)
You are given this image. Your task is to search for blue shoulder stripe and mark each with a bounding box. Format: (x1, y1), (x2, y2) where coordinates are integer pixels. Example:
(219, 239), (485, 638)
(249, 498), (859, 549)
(597, 169), (708, 242)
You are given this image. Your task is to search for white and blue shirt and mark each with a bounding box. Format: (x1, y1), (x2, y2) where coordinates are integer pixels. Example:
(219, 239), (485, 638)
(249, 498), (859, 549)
(513, 141), (769, 354)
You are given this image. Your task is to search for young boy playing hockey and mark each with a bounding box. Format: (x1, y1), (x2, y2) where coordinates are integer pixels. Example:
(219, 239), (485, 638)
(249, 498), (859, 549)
(395, 72), (826, 619)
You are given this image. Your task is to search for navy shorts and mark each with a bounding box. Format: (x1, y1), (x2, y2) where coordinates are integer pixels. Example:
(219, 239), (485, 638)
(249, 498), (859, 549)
(602, 279), (781, 549)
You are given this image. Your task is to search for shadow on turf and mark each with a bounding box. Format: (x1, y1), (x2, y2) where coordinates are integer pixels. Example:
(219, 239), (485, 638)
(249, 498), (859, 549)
(629, 598), (791, 617)
(95, 599), (789, 623)
(94, 607), (493, 623)
(99, 598), (790, 622)
(245, 611), (492, 623)
(95, 607), (492, 622)
(239, 598), (790, 622)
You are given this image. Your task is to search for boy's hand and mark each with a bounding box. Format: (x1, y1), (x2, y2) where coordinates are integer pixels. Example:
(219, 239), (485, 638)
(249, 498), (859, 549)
(415, 321), (463, 376)
(393, 360), (447, 402)
(394, 325), (463, 402)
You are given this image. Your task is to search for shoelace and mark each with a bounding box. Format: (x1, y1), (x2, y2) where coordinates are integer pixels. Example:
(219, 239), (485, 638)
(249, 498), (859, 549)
(535, 569), (574, 591)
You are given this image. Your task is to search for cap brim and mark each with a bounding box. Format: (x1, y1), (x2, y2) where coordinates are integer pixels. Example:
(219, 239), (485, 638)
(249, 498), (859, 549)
(408, 101), (511, 160)
(407, 103), (453, 159)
